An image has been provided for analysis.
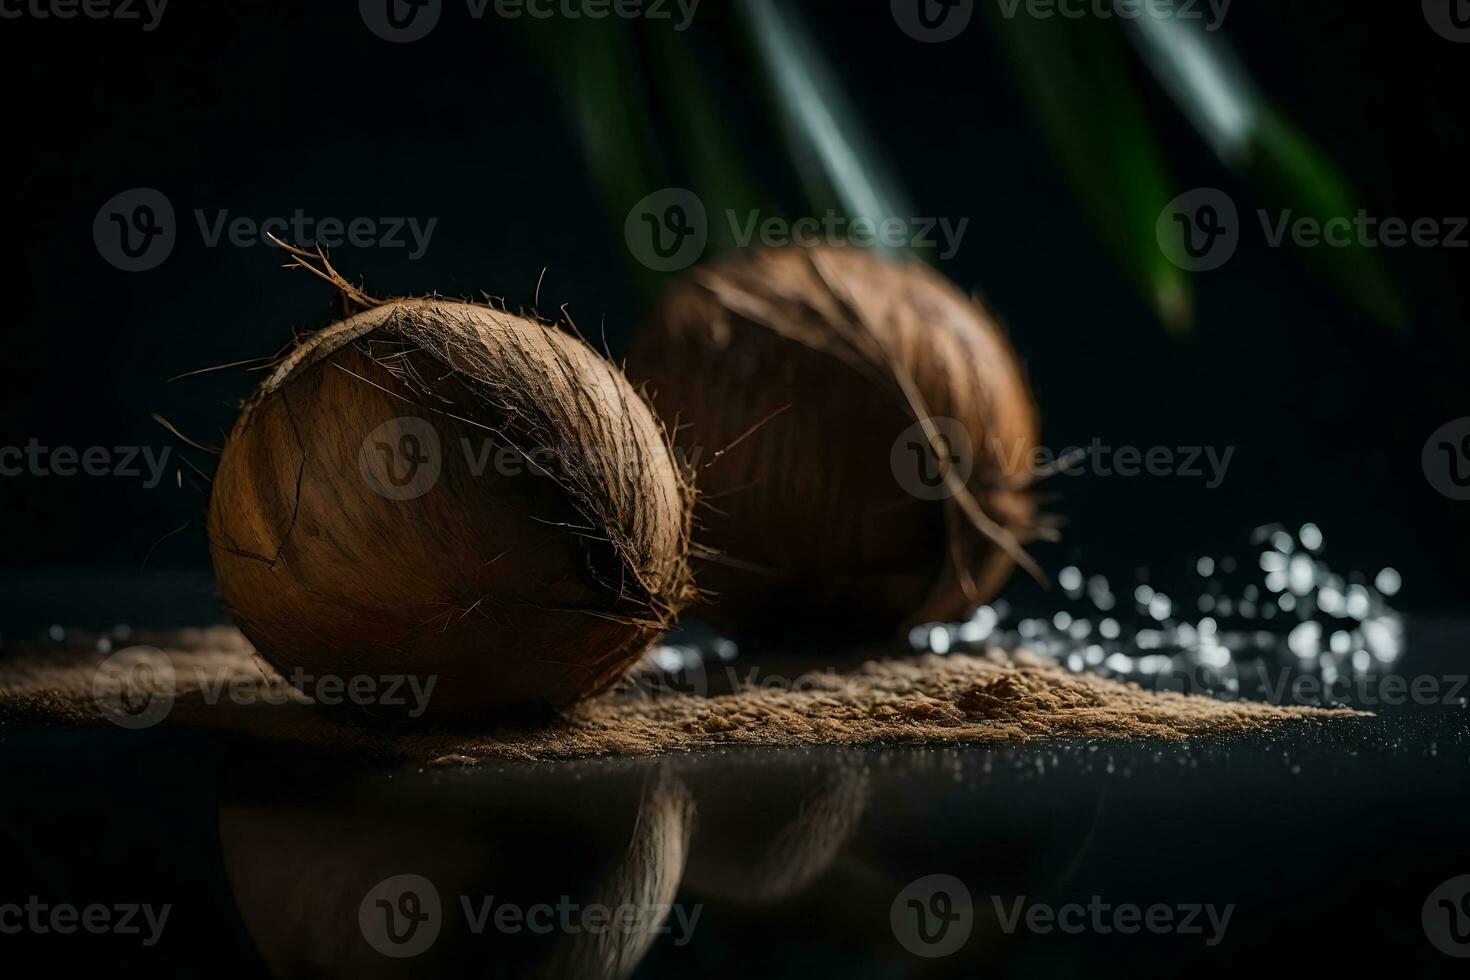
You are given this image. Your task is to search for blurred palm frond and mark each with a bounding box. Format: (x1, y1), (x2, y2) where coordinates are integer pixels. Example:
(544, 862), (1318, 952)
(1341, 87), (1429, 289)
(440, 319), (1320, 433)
(1123, 13), (1403, 329)
(736, 0), (919, 259)
(992, 9), (1192, 333)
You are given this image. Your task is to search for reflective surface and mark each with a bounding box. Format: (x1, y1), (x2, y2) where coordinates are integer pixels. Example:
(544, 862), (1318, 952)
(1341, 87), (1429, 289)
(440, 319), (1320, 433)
(2, 617), (1469, 976)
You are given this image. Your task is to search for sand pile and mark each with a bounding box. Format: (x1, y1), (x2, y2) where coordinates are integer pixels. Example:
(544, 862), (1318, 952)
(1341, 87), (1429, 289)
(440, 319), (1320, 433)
(0, 627), (1360, 764)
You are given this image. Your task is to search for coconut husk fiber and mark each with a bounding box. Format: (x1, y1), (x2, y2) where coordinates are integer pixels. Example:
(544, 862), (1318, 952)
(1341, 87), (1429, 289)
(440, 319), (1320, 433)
(0, 627), (1362, 765)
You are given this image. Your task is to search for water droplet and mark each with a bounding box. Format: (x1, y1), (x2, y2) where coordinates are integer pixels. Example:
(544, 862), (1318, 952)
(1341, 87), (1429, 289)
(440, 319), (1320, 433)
(1287, 621), (1321, 658)
(1287, 555), (1315, 596)
(1375, 567), (1402, 597)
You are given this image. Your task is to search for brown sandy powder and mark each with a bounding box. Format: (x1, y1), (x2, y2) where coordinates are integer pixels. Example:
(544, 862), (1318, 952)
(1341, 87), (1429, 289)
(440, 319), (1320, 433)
(0, 627), (1362, 765)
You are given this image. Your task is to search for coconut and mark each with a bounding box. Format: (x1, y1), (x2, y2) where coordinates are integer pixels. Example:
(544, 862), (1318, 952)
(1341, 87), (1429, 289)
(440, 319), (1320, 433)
(207, 294), (694, 719)
(627, 245), (1041, 637)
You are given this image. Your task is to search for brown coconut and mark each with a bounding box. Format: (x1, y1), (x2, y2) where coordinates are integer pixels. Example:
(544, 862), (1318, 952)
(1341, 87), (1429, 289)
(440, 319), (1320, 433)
(207, 297), (694, 718)
(627, 245), (1040, 637)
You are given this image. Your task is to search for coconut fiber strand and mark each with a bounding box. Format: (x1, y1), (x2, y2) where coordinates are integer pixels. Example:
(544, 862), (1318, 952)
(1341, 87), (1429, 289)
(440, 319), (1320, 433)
(0, 628), (1361, 764)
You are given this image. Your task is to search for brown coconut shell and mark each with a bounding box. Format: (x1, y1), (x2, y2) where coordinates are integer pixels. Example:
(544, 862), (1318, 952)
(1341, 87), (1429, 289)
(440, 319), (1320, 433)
(627, 245), (1039, 637)
(207, 298), (695, 718)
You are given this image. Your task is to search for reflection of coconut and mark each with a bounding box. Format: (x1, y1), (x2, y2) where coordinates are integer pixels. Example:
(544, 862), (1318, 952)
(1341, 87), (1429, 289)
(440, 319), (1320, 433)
(679, 750), (869, 904)
(218, 756), (691, 979)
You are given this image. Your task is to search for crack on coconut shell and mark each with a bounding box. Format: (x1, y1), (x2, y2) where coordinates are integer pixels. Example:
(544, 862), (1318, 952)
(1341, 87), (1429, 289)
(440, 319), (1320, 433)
(207, 389), (309, 570)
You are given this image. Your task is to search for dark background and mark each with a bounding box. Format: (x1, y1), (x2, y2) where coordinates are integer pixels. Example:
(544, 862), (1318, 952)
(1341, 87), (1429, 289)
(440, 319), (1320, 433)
(2, 0), (1467, 627)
